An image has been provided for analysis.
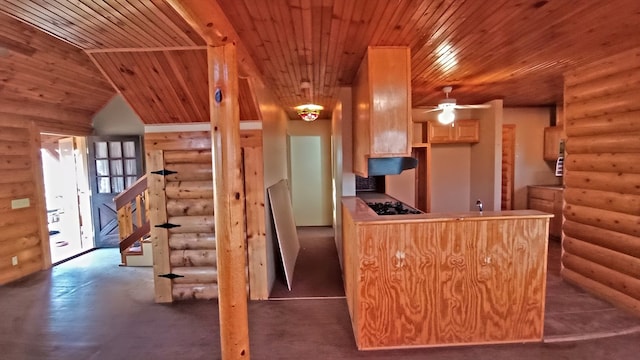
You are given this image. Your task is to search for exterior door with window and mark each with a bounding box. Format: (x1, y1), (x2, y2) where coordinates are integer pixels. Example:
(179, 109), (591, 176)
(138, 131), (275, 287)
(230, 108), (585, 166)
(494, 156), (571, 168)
(88, 136), (143, 248)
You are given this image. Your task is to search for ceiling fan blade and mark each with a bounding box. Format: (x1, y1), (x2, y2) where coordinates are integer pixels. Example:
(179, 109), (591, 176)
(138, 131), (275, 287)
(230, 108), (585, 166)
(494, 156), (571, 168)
(419, 108), (441, 113)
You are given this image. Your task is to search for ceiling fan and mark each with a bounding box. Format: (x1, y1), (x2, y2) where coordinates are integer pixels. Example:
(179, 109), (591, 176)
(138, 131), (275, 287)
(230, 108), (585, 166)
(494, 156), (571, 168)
(417, 86), (490, 125)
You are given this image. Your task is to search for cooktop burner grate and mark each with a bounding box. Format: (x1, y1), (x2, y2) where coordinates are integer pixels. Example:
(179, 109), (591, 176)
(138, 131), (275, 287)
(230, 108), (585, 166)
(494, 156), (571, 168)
(367, 201), (422, 215)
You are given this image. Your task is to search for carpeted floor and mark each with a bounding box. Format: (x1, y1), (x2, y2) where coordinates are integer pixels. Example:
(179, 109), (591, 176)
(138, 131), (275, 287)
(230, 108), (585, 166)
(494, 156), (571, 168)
(269, 227), (640, 342)
(2, 229), (640, 359)
(270, 226), (345, 299)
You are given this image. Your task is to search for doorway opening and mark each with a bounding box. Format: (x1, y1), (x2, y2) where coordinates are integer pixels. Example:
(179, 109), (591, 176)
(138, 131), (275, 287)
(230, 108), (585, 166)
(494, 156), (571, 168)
(41, 135), (94, 264)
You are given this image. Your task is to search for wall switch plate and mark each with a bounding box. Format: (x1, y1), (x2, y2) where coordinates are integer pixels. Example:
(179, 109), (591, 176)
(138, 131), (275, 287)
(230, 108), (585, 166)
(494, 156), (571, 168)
(11, 256), (18, 266)
(11, 198), (30, 209)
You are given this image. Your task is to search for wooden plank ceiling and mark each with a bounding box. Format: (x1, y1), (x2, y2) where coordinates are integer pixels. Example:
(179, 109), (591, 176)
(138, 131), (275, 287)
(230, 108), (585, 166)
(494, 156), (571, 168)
(2, 0), (640, 122)
(0, 12), (114, 134)
(215, 0), (640, 118)
(0, 0), (262, 125)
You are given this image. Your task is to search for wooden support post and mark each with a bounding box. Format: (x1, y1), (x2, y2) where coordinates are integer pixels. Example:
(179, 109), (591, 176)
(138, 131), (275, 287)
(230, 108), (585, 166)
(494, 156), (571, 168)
(147, 149), (172, 303)
(208, 44), (250, 359)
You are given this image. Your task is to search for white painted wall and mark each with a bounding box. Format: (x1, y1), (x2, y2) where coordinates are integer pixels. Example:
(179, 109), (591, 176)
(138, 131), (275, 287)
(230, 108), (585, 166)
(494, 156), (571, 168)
(503, 107), (560, 209)
(332, 87), (355, 266)
(412, 103), (504, 213)
(92, 95), (144, 135)
(470, 100), (503, 211)
(255, 87), (289, 293)
(287, 119), (332, 226)
(385, 168), (416, 207)
(430, 145), (472, 212)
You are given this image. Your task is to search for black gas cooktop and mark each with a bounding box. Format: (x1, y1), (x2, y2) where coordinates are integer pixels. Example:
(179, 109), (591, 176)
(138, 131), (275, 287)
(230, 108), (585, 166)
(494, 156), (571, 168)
(366, 201), (423, 216)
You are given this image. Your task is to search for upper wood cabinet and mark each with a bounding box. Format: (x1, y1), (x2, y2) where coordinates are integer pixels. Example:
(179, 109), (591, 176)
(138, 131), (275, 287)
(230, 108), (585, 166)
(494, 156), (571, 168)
(543, 126), (565, 161)
(352, 47), (412, 177)
(427, 119), (479, 144)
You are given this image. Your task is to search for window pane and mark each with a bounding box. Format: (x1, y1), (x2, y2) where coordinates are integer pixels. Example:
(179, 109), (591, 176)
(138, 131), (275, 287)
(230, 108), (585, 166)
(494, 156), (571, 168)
(110, 159), (123, 176)
(109, 142), (122, 158)
(126, 176), (137, 188)
(112, 177), (124, 193)
(98, 177), (110, 193)
(125, 159), (137, 175)
(123, 141), (136, 158)
(96, 160), (109, 176)
(95, 142), (108, 158)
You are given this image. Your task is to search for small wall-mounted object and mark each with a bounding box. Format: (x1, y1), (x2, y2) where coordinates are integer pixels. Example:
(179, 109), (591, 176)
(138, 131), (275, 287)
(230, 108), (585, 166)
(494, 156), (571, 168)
(11, 198), (30, 209)
(554, 139), (565, 177)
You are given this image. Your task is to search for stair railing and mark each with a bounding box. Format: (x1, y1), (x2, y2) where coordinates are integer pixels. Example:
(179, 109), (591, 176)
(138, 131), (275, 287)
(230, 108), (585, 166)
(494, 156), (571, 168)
(114, 175), (150, 264)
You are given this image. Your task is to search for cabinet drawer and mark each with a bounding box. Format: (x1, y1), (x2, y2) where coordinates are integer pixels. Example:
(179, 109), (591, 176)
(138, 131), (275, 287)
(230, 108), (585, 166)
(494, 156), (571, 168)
(528, 187), (556, 201)
(528, 198), (554, 213)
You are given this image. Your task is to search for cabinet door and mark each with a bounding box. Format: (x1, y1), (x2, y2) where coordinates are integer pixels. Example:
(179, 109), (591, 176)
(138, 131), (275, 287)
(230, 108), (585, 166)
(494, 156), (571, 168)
(543, 127), (564, 161)
(368, 47), (412, 157)
(427, 122), (454, 143)
(454, 120), (480, 143)
(428, 119), (479, 144)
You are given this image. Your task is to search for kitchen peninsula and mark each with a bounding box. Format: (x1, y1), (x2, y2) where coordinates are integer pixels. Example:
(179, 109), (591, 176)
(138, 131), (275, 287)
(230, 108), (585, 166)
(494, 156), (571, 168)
(342, 195), (553, 350)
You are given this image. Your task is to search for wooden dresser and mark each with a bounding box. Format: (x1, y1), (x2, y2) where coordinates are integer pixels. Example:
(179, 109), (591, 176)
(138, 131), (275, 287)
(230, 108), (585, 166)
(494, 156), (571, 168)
(527, 185), (563, 240)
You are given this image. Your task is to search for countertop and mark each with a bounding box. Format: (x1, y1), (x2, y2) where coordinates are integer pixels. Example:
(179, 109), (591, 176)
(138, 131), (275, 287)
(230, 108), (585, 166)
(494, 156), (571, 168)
(528, 184), (564, 190)
(343, 195), (553, 224)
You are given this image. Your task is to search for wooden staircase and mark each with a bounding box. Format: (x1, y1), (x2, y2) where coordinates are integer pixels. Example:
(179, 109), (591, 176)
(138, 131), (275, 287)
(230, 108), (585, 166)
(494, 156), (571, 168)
(114, 175), (150, 266)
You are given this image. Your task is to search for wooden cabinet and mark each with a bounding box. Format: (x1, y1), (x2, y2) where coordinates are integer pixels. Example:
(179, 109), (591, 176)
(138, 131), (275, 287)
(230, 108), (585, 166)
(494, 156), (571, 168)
(543, 126), (565, 161)
(352, 46), (412, 177)
(342, 198), (550, 350)
(427, 119), (479, 144)
(528, 185), (563, 239)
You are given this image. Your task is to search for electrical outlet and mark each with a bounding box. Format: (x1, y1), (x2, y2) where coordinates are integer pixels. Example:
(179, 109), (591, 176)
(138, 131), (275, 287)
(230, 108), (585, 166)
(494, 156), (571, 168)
(11, 256), (18, 266)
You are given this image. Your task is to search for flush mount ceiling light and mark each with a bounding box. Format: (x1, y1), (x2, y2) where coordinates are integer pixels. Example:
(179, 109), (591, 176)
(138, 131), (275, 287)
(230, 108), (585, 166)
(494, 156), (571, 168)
(295, 81), (323, 121)
(294, 103), (324, 122)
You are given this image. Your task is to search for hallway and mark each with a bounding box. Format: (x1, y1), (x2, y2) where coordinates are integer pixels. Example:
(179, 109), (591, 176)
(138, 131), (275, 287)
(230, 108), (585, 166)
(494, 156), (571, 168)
(1, 234), (640, 359)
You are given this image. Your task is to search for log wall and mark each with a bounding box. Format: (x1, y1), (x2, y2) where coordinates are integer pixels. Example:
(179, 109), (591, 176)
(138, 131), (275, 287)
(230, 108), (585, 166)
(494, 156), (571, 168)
(145, 130), (266, 302)
(0, 120), (51, 284)
(562, 47), (640, 316)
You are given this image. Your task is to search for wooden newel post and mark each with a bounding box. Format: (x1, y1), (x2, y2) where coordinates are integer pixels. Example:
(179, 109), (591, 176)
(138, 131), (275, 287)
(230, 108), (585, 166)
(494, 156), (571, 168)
(208, 43), (250, 359)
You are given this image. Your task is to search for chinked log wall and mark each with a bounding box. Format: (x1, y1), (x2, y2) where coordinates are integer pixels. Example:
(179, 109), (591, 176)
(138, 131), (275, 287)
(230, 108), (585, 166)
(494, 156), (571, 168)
(146, 130), (266, 302)
(562, 47), (640, 316)
(0, 120), (50, 284)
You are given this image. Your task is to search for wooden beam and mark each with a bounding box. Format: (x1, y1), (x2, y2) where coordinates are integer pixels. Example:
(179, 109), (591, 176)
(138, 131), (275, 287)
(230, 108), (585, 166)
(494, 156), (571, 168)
(164, 0), (264, 84)
(208, 44), (250, 359)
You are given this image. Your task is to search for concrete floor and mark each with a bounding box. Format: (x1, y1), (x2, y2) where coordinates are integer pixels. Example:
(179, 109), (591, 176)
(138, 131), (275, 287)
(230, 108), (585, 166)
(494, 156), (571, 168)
(1, 235), (640, 359)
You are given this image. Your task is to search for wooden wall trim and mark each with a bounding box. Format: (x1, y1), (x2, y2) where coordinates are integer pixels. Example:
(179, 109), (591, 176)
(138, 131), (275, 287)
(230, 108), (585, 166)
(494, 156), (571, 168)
(244, 146), (268, 299)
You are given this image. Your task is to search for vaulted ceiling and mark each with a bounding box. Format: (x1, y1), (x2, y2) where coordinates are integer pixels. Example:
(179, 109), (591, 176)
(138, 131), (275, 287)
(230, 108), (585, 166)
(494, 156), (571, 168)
(1, 0), (639, 125)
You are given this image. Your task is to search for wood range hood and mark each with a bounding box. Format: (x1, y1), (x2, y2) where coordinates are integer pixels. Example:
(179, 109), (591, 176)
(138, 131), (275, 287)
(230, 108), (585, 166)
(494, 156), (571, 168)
(352, 46), (416, 177)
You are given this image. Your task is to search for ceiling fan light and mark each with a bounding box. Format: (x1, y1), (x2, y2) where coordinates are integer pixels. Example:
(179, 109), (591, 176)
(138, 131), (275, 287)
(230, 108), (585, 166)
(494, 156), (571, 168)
(438, 109), (455, 125)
